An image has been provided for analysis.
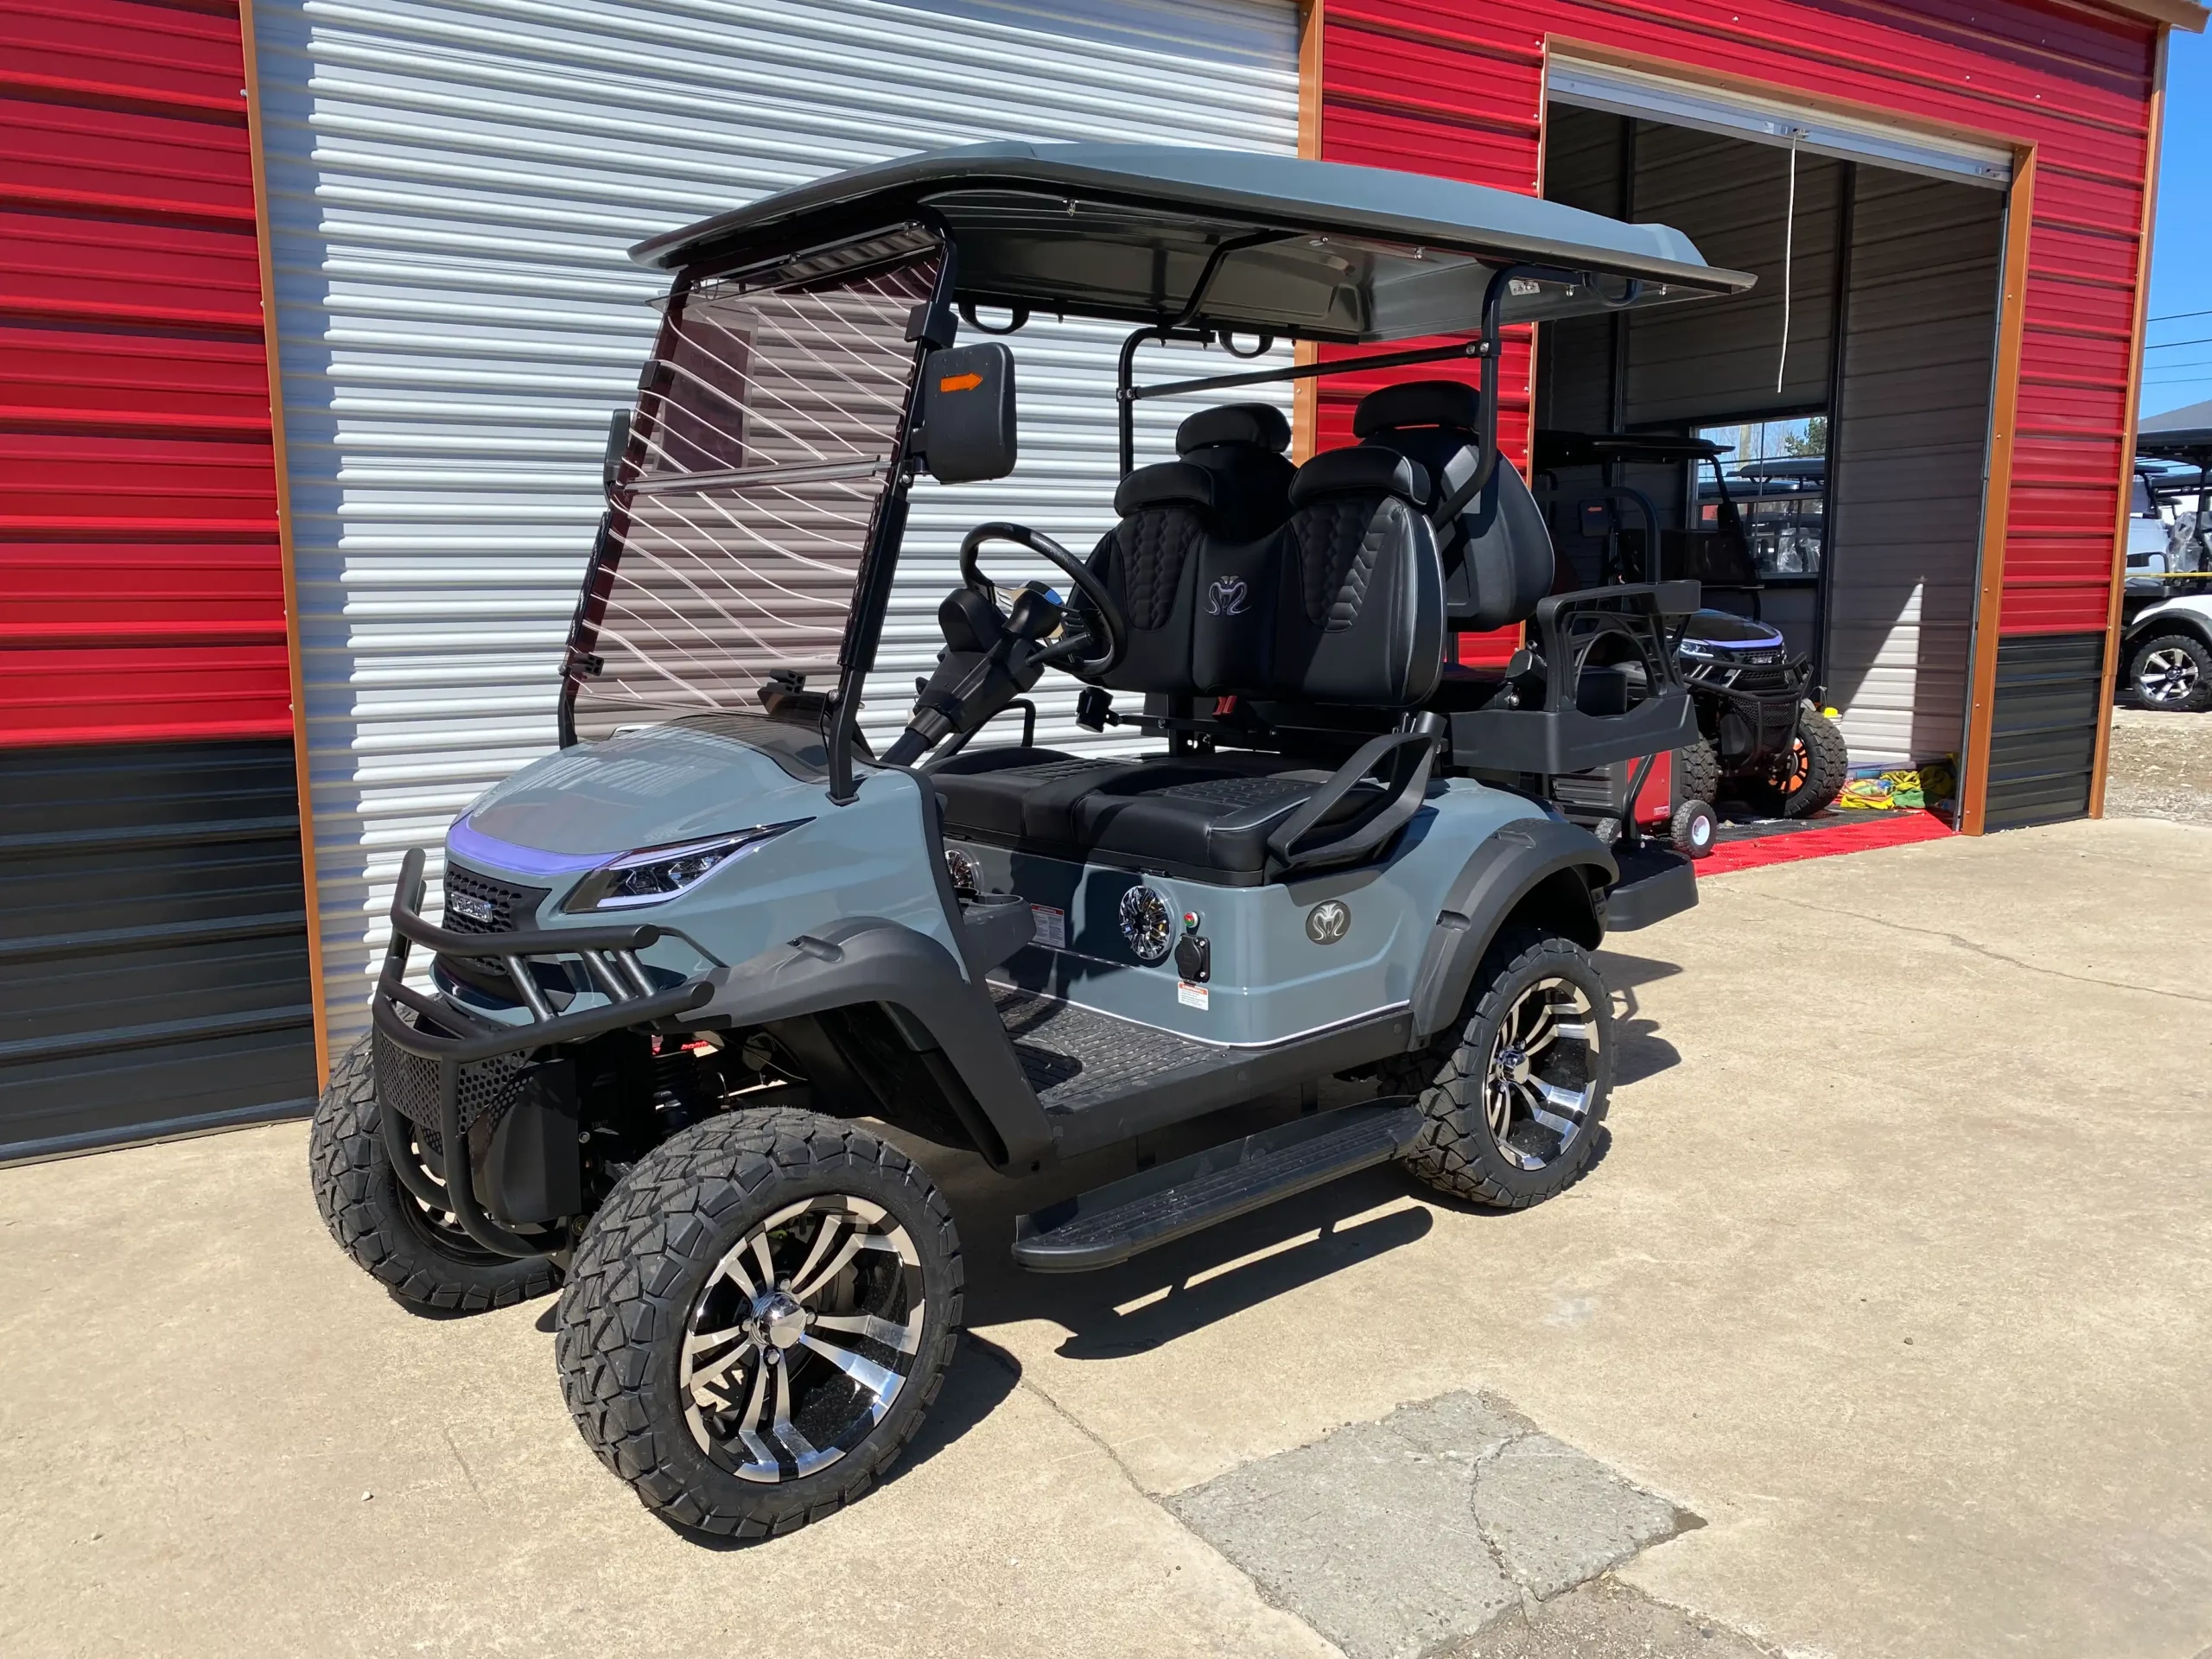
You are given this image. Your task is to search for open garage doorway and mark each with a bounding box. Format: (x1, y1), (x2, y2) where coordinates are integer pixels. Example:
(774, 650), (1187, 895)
(1534, 70), (2012, 859)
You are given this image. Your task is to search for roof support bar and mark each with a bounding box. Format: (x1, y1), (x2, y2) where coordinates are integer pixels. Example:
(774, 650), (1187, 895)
(1116, 264), (1543, 506)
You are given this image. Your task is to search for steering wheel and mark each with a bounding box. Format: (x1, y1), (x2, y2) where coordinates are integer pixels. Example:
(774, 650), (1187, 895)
(959, 523), (1125, 679)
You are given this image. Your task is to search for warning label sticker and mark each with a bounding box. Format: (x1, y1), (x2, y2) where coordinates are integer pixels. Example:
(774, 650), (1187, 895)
(1177, 981), (1210, 1011)
(1030, 905), (1065, 950)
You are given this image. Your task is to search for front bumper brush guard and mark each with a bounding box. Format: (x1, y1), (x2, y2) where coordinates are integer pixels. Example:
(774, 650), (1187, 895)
(370, 847), (713, 1258)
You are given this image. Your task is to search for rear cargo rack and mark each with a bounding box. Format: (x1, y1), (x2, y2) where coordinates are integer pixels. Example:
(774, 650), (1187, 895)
(1447, 582), (1699, 774)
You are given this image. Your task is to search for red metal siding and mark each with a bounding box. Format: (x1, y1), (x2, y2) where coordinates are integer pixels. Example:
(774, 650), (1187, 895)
(0, 0), (289, 747)
(1320, 0), (2158, 645)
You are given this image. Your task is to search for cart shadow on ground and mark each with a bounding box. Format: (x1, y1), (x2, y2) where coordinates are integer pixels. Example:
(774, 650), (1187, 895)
(1596, 949), (1685, 1088)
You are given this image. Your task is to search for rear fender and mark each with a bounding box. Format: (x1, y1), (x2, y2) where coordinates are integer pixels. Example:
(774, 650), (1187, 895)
(1408, 818), (1616, 1043)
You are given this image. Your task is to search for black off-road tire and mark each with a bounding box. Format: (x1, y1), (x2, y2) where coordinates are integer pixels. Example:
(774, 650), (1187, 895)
(2127, 632), (2212, 712)
(555, 1107), (963, 1541)
(1764, 707), (1849, 817)
(1675, 736), (1721, 811)
(308, 1035), (561, 1313)
(1387, 930), (1615, 1210)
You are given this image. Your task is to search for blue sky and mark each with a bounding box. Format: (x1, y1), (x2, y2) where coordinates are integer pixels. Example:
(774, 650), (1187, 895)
(2144, 28), (2211, 418)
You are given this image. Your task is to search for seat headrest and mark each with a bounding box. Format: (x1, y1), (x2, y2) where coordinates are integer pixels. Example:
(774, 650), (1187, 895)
(1175, 402), (1291, 455)
(1114, 460), (1214, 516)
(1288, 446), (1430, 508)
(1352, 379), (1482, 437)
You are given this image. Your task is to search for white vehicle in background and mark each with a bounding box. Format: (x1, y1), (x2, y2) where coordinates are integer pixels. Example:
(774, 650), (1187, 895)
(2123, 416), (2212, 713)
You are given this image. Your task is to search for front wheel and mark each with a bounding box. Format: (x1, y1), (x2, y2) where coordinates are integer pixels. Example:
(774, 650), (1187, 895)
(308, 1036), (561, 1313)
(1392, 931), (1615, 1210)
(555, 1108), (963, 1540)
(2128, 632), (2212, 712)
(1752, 707), (1849, 818)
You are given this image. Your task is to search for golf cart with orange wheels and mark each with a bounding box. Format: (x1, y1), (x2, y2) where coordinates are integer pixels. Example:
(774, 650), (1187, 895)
(307, 143), (1752, 1539)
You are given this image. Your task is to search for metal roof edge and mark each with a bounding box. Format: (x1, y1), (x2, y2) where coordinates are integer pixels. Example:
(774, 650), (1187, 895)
(2099, 0), (2206, 31)
(630, 146), (1758, 302)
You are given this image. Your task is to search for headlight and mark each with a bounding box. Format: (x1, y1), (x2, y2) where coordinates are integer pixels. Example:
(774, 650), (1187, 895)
(1677, 638), (1717, 660)
(563, 821), (809, 912)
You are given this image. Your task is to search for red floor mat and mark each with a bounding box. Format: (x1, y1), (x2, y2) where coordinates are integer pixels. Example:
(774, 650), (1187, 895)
(1697, 810), (1954, 875)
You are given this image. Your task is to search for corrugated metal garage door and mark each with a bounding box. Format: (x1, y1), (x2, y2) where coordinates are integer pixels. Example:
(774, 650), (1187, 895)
(0, 741), (315, 1160)
(0, 0), (316, 1157)
(253, 0), (1300, 1047)
(1, 0), (296, 746)
(1823, 170), (2006, 768)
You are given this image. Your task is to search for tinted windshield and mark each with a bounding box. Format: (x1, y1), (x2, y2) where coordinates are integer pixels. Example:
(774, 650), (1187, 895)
(563, 239), (940, 741)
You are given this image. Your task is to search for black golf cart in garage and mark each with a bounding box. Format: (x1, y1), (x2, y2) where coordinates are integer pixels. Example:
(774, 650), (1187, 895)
(308, 142), (1753, 1539)
(1534, 429), (1848, 824)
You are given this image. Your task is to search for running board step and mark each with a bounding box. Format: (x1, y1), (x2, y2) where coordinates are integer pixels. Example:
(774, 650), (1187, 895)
(1012, 1098), (1427, 1273)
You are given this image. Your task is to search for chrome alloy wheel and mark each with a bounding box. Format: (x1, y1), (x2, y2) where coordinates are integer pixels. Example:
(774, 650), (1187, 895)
(2138, 645), (2201, 705)
(1484, 978), (1602, 1171)
(679, 1195), (925, 1484)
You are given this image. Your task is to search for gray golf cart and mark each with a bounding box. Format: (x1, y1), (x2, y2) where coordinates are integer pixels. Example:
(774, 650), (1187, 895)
(308, 143), (1753, 1538)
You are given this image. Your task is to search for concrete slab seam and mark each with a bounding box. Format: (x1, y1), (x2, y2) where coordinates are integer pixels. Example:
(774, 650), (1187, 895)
(1745, 892), (2212, 1006)
(1164, 1391), (1713, 1659)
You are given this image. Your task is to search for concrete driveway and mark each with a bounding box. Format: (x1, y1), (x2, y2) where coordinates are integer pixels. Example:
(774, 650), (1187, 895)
(3, 817), (2207, 1658)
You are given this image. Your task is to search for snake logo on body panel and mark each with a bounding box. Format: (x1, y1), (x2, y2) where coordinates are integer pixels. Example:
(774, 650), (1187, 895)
(1305, 899), (1351, 944)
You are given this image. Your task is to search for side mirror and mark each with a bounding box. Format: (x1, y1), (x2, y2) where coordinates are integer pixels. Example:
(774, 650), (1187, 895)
(918, 343), (1016, 484)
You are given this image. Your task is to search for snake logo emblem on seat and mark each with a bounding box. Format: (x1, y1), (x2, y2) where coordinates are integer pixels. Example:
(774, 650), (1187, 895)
(1305, 899), (1351, 944)
(1207, 577), (1249, 617)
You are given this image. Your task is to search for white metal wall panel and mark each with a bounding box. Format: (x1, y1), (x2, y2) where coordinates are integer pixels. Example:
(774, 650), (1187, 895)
(254, 0), (1299, 1046)
(1822, 169), (2005, 767)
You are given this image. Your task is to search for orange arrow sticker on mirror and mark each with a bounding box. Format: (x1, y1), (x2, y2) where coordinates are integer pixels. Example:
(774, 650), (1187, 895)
(938, 372), (984, 392)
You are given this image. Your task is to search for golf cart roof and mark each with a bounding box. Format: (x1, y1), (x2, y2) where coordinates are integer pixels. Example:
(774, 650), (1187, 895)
(634, 143), (1758, 345)
(1735, 457), (1826, 480)
(2139, 399), (2212, 459)
(1535, 429), (1730, 468)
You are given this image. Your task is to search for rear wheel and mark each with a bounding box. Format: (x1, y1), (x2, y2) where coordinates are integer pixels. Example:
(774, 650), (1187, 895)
(1389, 931), (1614, 1210)
(2128, 632), (2212, 712)
(308, 1035), (560, 1313)
(556, 1108), (962, 1540)
(1674, 736), (1721, 812)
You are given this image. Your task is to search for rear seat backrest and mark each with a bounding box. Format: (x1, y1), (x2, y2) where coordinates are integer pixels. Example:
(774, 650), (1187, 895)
(1173, 403), (1296, 544)
(1084, 438), (1446, 711)
(1354, 379), (1557, 633)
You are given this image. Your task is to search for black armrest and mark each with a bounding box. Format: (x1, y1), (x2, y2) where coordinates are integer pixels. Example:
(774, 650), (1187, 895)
(1265, 728), (1439, 879)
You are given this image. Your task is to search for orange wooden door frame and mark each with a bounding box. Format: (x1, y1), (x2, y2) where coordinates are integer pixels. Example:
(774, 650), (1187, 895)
(1958, 148), (2039, 836)
(238, 0), (331, 1086)
(1292, 0), (1323, 461)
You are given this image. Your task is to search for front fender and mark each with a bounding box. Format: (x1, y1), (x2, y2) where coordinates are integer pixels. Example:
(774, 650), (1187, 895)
(700, 916), (1050, 1166)
(1408, 817), (1618, 1042)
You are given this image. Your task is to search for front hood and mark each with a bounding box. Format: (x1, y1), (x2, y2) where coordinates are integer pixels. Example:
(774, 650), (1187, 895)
(454, 716), (836, 873)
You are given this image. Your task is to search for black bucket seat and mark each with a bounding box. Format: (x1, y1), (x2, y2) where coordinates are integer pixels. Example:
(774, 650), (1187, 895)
(931, 437), (1446, 885)
(933, 435), (1451, 889)
(1352, 380), (1554, 632)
